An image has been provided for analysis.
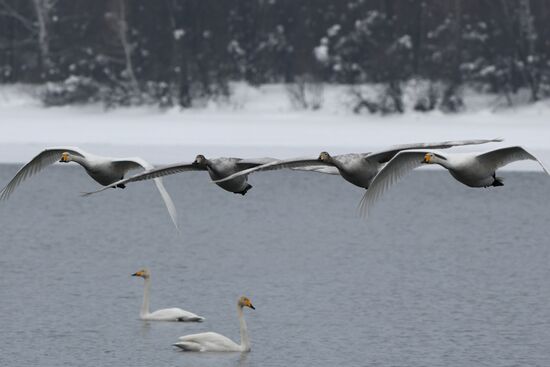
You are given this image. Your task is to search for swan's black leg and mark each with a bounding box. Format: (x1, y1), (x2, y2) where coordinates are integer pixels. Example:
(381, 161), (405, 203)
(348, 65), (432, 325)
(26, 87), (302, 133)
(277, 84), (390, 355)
(116, 176), (126, 189)
(236, 184), (253, 195)
(491, 173), (504, 187)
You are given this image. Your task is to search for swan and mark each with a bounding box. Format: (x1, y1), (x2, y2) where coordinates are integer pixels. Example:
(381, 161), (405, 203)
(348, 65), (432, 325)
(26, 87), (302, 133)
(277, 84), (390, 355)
(132, 268), (204, 322)
(173, 296), (255, 352)
(0, 147), (178, 228)
(359, 146), (549, 217)
(82, 155), (275, 196)
(212, 139), (502, 188)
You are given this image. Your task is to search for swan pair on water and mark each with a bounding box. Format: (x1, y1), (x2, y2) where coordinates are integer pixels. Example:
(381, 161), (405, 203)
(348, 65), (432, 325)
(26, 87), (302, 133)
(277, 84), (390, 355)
(132, 268), (254, 352)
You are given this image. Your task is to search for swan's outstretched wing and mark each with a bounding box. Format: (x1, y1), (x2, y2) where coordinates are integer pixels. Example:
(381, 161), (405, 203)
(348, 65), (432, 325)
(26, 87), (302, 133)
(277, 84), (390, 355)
(110, 159), (147, 173)
(359, 150), (428, 218)
(366, 138), (502, 163)
(0, 147), (86, 201)
(83, 162), (205, 195)
(214, 158), (331, 183)
(113, 157), (178, 229)
(291, 165), (341, 175)
(236, 157), (278, 169)
(476, 146), (549, 175)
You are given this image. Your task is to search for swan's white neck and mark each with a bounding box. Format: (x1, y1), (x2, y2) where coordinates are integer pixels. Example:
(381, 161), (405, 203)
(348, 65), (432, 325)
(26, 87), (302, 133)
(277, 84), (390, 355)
(140, 277), (151, 318)
(238, 305), (250, 352)
(432, 156), (451, 169)
(327, 156), (342, 170)
(70, 155), (90, 170)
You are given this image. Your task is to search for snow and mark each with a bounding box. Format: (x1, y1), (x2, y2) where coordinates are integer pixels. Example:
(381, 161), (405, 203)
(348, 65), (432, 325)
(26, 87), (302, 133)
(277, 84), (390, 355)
(0, 83), (549, 172)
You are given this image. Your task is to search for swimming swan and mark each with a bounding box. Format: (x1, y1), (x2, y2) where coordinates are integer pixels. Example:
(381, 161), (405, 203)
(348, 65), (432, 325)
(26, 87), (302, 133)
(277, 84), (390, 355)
(212, 139), (502, 188)
(359, 146), (549, 217)
(83, 155), (275, 196)
(132, 269), (204, 322)
(0, 147), (178, 228)
(173, 296), (255, 352)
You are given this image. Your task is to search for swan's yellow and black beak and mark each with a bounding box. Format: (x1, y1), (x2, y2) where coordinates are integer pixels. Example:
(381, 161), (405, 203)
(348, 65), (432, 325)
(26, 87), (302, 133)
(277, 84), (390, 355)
(422, 153), (431, 164)
(59, 153), (69, 163)
(131, 271), (143, 277)
(249, 303), (255, 310)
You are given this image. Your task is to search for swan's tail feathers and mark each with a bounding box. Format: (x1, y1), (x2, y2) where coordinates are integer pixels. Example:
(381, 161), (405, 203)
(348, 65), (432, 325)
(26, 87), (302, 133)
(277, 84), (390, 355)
(177, 316), (205, 322)
(173, 342), (202, 352)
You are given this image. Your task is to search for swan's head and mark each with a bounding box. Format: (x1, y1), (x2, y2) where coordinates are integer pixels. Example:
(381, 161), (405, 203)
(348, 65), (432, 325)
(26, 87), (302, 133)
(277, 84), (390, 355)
(318, 151), (332, 162)
(422, 152), (446, 164)
(131, 268), (150, 279)
(193, 154), (207, 166)
(238, 296), (255, 310)
(59, 152), (72, 163)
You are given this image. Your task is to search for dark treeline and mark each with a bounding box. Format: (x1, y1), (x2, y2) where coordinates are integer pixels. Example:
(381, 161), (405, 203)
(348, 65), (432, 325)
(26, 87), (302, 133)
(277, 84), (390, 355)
(1, 0), (549, 110)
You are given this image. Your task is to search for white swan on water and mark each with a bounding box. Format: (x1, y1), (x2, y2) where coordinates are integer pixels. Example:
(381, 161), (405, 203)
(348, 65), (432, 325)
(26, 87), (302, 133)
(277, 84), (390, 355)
(359, 146), (549, 217)
(132, 268), (204, 322)
(173, 296), (255, 352)
(0, 147), (178, 229)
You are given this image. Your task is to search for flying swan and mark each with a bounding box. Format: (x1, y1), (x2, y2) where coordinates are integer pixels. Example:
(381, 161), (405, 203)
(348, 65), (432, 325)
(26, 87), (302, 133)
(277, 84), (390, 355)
(132, 268), (204, 322)
(173, 296), (255, 352)
(212, 139), (502, 188)
(359, 146), (549, 217)
(83, 155), (275, 196)
(0, 147), (178, 229)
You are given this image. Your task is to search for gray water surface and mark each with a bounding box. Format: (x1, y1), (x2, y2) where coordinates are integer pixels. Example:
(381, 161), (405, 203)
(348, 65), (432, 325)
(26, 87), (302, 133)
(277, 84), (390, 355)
(0, 165), (549, 367)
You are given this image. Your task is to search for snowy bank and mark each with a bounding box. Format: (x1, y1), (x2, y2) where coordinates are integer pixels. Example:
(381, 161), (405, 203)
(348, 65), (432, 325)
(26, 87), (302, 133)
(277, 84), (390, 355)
(0, 84), (548, 171)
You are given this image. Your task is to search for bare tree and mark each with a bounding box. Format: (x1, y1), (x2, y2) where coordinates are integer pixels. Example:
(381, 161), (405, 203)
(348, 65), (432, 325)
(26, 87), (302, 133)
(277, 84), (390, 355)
(518, 0), (539, 101)
(31, 0), (54, 74)
(106, 0), (139, 94)
(0, 0), (55, 78)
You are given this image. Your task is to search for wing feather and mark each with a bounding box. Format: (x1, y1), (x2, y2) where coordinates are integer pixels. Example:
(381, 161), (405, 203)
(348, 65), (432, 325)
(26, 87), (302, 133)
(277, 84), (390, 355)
(476, 146), (549, 174)
(236, 157), (278, 169)
(82, 162), (204, 196)
(0, 147), (86, 201)
(213, 158), (330, 183)
(367, 138), (502, 163)
(359, 151), (427, 218)
(291, 165), (341, 175)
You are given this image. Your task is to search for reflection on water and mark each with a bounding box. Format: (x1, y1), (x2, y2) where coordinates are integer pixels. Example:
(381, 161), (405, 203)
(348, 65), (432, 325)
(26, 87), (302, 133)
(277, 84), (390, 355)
(0, 165), (549, 366)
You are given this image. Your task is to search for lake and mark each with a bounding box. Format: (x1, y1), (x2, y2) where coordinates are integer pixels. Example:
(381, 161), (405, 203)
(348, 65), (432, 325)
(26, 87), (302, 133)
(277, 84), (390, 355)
(0, 164), (549, 367)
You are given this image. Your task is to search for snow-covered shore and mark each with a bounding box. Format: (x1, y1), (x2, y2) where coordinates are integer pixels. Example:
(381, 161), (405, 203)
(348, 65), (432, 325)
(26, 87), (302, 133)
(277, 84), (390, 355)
(0, 84), (548, 170)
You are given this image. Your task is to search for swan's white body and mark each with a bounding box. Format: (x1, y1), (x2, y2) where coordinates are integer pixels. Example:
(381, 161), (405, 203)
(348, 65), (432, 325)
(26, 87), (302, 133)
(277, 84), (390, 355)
(213, 139), (502, 188)
(133, 269), (204, 322)
(0, 147), (178, 229)
(83, 155), (275, 196)
(360, 146), (550, 217)
(174, 297), (254, 352)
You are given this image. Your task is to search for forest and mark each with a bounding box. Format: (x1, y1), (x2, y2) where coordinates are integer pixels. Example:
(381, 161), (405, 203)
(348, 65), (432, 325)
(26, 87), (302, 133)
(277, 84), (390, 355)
(1, 0), (549, 112)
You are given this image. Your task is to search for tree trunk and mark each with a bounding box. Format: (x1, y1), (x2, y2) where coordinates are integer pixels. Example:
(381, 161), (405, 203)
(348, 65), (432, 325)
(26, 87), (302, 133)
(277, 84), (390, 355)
(114, 0), (139, 94)
(31, 0), (52, 79)
(518, 0), (539, 101)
